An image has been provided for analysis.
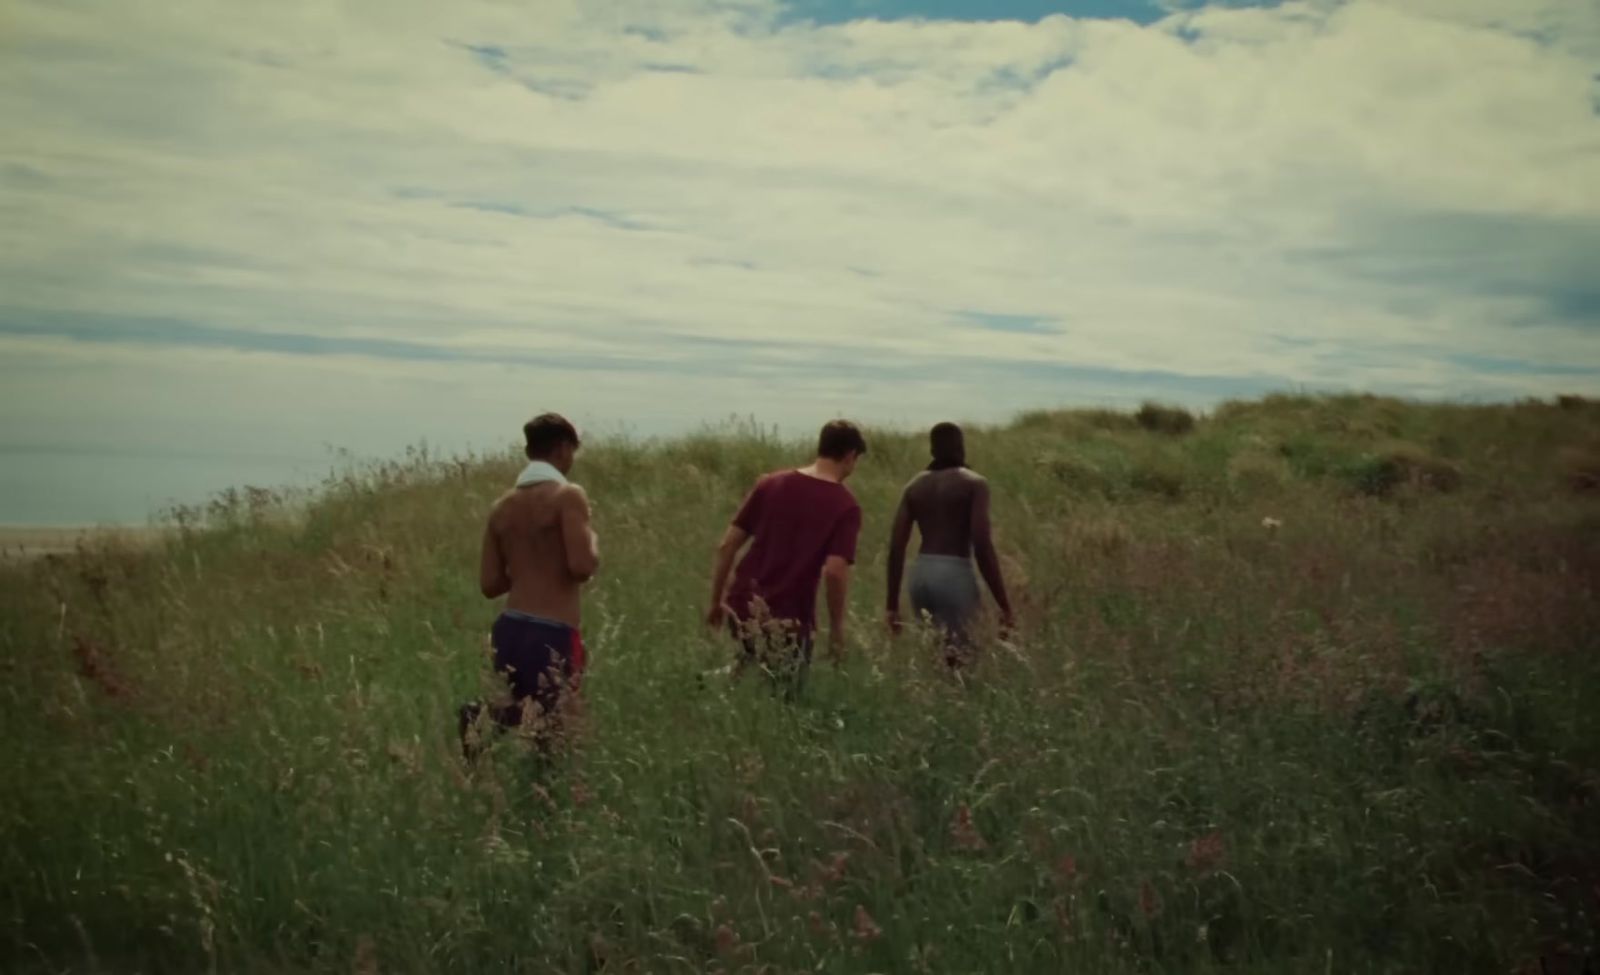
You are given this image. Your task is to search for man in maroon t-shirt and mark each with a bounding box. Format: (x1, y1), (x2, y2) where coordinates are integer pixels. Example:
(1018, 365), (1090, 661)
(707, 420), (867, 686)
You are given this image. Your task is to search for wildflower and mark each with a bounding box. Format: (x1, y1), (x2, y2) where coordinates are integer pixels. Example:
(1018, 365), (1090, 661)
(714, 923), (739, 955)
(1138, 880), (1162, 919)
(1054, 853), (1079, 885)
(1261, 516), (1283, 531)
(1186, 831), (1226, 873)
(852, 904), (882, 942)
(823, 851), (850, 884)
(353, 934), (379, 975)
(950, 804), (987, 852)
(808, 911), (830, 939)
(1053, 897), (1073, 938)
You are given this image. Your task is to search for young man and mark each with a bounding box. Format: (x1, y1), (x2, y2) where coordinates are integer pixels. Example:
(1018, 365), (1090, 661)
(707, 420), (867, 690)
(886, 422), (1013, 666)
(463, 413), (600, 754)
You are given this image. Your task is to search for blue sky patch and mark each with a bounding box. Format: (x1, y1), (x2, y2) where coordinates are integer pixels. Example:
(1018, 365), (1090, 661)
(0, 307), (1297, 400)
(691, 257), (760, 270)
(780, 0), (1164, 25)
(642, 62), (702, 74)
(445, 201), (652, 232)
(1445, 354), (1598, 378)
(959, 310), (1059, 334)
(457, 42), (511, 74)
(1292, 209), (1600, 329)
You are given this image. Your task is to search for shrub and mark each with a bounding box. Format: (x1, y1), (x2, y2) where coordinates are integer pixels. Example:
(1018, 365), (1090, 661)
(1560, 442), (1600, 493)
(1079, 408), (1138, 432)
(1276, 434), (1354, 479)
(1066, 515), (1132, 555)
(1013, 409), (1134, 438)
(1040, 453), (1112, 496)
(1348, 442), (1462, 497)
(1556, 394), (1591, 411)
(1227, 450), (1293, 495)
(1136, 402), (1196, 436)
(1129, 453), (1187, 499)
(1013, 409), (1059, 431)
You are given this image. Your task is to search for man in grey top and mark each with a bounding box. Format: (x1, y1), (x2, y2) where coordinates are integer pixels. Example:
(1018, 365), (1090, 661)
(885, 422), (1014, 666)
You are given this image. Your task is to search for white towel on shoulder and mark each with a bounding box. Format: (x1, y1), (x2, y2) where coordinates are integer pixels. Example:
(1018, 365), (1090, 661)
(514, 460), (568, 488)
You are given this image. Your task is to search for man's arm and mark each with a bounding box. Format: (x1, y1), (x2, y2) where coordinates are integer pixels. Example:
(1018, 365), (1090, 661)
(710, 478), (765, 627)
(706, 525), (750, 627)
(479, 515), (510, 599)
(885, 490), (914, 635)
(822, 555), (851, 660)
(822, 504), (862, 661)
(559, 486), (600, 582)
(970, 479), (1014, 630)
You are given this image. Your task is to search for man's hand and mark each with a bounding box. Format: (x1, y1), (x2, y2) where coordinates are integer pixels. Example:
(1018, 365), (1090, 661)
(706, 603), (728, 630)
(884, 608), (902, 637)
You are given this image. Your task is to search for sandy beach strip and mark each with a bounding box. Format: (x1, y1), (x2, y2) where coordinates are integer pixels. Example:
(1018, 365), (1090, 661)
(0, 525), (164, 564)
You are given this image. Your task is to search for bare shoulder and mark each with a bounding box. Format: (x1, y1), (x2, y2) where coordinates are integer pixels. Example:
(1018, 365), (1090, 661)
(485, 489), (517, 533)
(556, 482), (591, 509)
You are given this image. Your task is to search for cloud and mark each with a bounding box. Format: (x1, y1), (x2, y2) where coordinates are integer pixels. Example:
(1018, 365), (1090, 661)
(0, 0), (1597, 517)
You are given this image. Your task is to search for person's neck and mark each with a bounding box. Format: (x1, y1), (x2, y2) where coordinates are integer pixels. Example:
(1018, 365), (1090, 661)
(801, 458), (847, 483)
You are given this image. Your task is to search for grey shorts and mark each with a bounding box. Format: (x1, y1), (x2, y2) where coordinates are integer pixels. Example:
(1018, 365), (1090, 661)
(909, 554), (980, 640)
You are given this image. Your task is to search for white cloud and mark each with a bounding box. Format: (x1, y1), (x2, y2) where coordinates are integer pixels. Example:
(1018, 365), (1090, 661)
(1, 0), (1597, 516)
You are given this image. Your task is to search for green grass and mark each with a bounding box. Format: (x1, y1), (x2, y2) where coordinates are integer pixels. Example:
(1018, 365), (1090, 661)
(3, 393), (1599, 973)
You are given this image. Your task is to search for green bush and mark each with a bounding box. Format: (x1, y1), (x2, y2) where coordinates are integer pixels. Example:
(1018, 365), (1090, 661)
(1227, 450), (1293, 495)
(1039, 452), (1111, 496)
(1276, 433), (1354, 479)
(1129, 452), (1187, 499)
(1015, 408), (1136, 437)
(1135, 401), (1196, 435)
(1561, 441), (1600, 493)
(1347, 442), (1462, 497)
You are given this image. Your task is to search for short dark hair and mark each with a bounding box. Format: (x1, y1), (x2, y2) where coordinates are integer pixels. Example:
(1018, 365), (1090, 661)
(817, 419), (868, 461)
(929, 422), (965, 468)
(523, 413), (580, 459)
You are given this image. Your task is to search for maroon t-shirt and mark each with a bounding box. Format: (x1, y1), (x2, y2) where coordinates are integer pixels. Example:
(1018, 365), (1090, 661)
(727, 470), (862, 635)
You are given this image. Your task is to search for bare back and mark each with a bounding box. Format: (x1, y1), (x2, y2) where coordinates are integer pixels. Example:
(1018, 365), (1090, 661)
(481, 482), (597, 628)
(903, 468), (985, 557)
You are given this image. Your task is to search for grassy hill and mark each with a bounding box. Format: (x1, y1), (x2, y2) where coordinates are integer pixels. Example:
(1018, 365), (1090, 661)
(3, 393), (1598, 973)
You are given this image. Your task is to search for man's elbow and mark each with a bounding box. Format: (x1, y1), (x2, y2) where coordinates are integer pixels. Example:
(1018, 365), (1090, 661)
(822, 561), (852, 584)
(480, 578), (509, 599)
(569, 555), (600, 582)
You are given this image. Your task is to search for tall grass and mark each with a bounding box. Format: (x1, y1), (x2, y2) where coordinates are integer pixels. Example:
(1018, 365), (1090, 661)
(2, 394), (1598, 973)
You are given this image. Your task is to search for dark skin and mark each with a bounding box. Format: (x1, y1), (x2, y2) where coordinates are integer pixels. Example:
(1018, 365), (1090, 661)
(885, 468), (1013, 636)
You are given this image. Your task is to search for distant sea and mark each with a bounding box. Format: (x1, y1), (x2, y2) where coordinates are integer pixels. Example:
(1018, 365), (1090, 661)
(0, 445), (343, 526)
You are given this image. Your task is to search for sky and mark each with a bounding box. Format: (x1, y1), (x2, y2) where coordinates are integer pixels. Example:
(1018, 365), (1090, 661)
(1, 0), (1598, 523)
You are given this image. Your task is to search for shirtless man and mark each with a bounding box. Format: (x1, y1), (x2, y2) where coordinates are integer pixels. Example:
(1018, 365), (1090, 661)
(464, 413), (599, 752)
(707, 420), (866, 693)
(886, 422), (1013, 665)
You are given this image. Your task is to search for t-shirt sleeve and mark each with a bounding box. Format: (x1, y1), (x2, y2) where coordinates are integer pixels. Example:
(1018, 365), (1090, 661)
(731, 476), (768, 534)
(827, 504), (862, 564)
